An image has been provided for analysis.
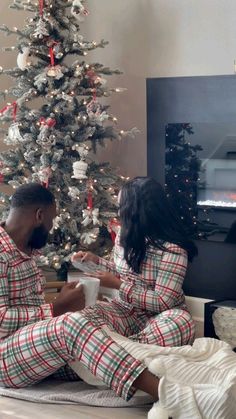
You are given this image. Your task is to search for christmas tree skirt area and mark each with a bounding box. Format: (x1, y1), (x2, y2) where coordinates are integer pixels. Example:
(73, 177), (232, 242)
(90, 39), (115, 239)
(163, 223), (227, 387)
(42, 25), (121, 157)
(0, 379), (151, 419)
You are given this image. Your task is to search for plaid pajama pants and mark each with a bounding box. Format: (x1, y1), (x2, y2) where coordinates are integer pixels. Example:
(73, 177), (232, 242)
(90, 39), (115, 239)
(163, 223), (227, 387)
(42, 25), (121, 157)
(0, 312), (145, 401)
(82, 301), (195, 346)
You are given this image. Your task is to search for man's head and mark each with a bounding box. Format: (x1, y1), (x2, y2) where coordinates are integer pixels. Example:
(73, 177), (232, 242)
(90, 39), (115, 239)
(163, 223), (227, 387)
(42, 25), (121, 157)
(10, 183), (56, 249)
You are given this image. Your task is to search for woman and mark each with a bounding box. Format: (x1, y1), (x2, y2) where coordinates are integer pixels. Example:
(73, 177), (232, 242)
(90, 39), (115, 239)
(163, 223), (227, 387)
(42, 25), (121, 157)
(73, 177), (198, 346)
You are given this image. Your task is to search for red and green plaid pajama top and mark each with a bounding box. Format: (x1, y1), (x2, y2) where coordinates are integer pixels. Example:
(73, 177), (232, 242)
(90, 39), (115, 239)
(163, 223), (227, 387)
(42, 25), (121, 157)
(0, 227), (145, 400)
(83, 228), (195, 347)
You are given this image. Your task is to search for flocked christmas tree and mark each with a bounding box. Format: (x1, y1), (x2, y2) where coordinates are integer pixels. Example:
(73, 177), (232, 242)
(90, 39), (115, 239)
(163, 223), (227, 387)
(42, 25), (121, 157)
(0, 0), (135, 277)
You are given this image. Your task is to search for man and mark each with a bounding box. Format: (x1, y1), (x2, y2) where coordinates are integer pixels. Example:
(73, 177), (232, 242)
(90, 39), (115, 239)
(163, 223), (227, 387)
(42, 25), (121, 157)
(0, 183), (159, 402)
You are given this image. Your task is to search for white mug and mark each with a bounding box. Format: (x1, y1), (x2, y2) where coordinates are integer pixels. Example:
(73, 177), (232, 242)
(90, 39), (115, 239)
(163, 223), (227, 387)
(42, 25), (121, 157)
(76, 277), (100, 307)
(67, 271), (83, 283)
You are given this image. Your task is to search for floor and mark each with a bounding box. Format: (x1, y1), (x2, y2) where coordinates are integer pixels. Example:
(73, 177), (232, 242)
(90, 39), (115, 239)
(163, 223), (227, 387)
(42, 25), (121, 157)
(0, 396), (150, 418)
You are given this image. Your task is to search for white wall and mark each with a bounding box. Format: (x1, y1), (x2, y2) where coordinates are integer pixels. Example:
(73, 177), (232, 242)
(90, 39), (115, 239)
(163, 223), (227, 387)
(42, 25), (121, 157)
(86, 0), (236, 176)
(1, 0), (236, 176)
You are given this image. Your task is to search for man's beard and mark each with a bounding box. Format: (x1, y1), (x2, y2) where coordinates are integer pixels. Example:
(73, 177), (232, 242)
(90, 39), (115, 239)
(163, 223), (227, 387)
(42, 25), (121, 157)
(28, 225), (49, 250)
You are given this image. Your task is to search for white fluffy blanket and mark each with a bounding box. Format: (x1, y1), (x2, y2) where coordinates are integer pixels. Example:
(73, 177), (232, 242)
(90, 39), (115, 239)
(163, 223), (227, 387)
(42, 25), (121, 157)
(70, 330), (236, 419)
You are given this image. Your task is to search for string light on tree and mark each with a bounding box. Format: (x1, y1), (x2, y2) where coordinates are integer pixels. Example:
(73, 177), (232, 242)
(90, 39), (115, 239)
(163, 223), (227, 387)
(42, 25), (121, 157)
(0, 0), (134, 277)
(165, 123), (202, 237)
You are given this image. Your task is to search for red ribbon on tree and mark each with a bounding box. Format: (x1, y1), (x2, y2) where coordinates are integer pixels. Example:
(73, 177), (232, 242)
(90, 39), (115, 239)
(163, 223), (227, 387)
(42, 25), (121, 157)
(108, 218), (120, 243)
(40, 167), (51, 189)
(87, 180), (93, 210)
(49, 41), (60, 67)
(87, 190), (93, 209)
(39, 0), (44, 17)
(0, 101), (17, 122)
(83, 8), (89, 17)
(49, 47), (55, 67)
(39, 117), (56, 127)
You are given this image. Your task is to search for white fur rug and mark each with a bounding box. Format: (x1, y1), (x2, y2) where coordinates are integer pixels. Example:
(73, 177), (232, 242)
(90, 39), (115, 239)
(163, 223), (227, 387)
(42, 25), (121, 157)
(0, 378), (151, 407)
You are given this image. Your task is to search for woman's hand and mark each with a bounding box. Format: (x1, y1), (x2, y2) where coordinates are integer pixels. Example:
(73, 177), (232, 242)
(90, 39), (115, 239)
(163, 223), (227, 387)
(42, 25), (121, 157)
(72, 251), (99, 265)
(92, 271), (122, 290)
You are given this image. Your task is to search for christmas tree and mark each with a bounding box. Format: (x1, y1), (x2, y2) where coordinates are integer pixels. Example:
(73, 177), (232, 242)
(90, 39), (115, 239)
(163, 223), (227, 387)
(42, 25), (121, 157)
(165, 123), (202, 237)
(0, 0), (133, 277)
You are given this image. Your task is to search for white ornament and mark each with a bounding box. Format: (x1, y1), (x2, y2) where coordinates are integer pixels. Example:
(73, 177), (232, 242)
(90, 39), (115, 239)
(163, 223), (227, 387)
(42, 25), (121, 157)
(71, 0), (88, 22)
(81, 228), (99, 245)
(72, 145), (89, 159)
(37, 118), (56, 150)
(82, 208), (100, 227)
(5, 123), (24, 145)
(17, 47), (31, 71)
(47, 65), (64, 79)
(68, 186), (80, 200)
(72, 160), (88, 179)
(33, 17), (49, 39)
(37, 124), (47, 139)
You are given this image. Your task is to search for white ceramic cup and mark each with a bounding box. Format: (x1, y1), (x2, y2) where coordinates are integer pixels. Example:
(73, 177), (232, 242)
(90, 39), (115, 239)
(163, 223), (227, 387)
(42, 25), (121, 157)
(67, 271), (83, 283)
(77, 277), (100, 307)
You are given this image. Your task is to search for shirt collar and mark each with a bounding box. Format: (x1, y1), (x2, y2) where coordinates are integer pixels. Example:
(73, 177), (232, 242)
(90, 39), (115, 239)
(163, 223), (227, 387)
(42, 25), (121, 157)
(0, 224), (41, 259)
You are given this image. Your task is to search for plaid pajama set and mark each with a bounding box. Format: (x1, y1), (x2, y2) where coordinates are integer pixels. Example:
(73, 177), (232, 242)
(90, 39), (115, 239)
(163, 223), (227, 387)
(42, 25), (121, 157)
(0, 226), (144, 400)
(0, 226), (194, 401)
(83, 229), (195, 347)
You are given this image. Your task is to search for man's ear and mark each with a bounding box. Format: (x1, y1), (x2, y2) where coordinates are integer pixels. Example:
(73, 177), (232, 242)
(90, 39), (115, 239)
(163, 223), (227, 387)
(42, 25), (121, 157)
(35, 208), (44, 226)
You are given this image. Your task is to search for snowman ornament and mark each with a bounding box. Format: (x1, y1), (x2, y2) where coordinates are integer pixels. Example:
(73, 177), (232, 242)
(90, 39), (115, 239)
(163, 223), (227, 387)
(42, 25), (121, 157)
(72, 160), (88, 179)
(5, 123), (25, 145)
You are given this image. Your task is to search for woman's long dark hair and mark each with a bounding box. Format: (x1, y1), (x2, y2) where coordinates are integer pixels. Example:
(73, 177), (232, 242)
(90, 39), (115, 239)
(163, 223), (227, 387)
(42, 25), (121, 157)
(119, 177), (198, 273)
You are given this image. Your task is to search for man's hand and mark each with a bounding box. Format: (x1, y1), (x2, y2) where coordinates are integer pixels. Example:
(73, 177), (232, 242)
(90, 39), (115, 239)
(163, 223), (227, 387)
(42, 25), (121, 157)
(71, 251), (99, 265)
(91, 271), (122, 290)
(52, 282), (85, 317)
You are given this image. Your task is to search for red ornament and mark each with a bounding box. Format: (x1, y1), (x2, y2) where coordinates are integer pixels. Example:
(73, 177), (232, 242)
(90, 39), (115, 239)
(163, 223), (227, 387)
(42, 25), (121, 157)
(39, 117), (56, 127)
(39, 0), (44, 17)
(0, 173), (4, 183)
(0, 101), (17, 122)
(108, 218), (120, 243)
(87, 190), (93, 209)
(48, 42), (59, 67)
(87, 179), (94, 209)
